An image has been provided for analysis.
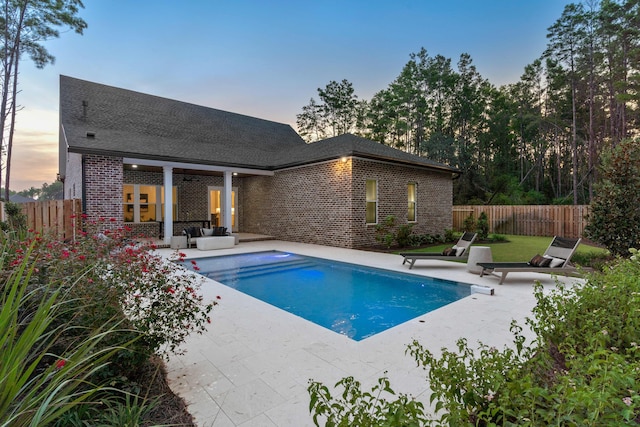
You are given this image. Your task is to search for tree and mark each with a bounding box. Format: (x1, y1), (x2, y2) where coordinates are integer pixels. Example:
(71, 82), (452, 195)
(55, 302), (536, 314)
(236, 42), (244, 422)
(296, 79), (359, 142)
(0, 0), (87, 200)
(545, 3), (587, 205)
(584, 138), (640, 256)
(295, 97), (325, 142)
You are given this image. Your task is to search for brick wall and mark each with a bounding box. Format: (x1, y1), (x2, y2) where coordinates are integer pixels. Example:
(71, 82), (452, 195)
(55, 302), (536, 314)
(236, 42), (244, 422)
(81, 156), (452, 247)
(242, 157), (453, 248)
(350, 158), (452, 247)
(83, 155), (124, 230)
(243, 159), (353, 247)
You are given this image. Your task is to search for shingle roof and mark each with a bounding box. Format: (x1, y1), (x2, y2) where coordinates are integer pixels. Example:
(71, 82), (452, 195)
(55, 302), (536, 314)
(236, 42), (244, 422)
(60, 76), (458, 174)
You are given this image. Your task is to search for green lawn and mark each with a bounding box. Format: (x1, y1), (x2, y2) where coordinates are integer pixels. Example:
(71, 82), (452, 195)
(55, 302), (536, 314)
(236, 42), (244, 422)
(399, 235), (609, 263)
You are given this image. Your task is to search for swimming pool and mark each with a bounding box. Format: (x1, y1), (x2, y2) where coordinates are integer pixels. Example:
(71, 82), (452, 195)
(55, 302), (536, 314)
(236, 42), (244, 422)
(181, 251), (471, 340)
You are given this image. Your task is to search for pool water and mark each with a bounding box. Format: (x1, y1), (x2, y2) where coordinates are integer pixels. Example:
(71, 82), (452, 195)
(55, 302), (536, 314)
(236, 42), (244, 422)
(181, 251), (471, 340)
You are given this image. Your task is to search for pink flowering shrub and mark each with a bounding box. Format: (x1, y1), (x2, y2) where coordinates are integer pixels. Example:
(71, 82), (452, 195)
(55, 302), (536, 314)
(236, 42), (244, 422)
(3, 216), (216, 377)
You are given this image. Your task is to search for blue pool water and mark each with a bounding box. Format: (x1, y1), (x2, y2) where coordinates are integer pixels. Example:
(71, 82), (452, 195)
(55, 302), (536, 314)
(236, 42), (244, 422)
(181, 251), (471, 340)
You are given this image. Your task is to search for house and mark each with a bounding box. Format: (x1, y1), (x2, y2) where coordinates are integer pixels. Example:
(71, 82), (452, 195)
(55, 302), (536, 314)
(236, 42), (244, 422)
(9, 194), (36, 203)
(58, 75), (459, 248)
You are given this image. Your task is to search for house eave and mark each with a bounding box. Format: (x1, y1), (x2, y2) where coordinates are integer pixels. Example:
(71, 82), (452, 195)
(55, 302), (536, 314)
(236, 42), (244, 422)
(68, 147), (274, 176)
(273, 151), (460, 175)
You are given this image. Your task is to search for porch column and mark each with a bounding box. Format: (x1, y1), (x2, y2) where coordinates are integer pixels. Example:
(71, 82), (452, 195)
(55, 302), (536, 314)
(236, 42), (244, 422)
(223, 170), (232, 232)
(163, 166), (173, 244)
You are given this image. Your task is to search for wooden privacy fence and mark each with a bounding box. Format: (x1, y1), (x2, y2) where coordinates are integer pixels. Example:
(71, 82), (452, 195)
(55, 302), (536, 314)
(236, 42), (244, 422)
(1, 199), (82, 240)
(453, 205), (590, 238)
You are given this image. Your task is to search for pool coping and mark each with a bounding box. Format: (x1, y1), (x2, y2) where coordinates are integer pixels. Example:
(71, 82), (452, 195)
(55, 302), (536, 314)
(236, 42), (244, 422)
(161, 240), (582, 426)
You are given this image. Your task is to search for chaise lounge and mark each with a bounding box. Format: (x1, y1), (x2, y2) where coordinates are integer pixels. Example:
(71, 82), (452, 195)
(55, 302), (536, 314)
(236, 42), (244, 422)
(478, 236), (582, 285)
(400, 232), (478, 269)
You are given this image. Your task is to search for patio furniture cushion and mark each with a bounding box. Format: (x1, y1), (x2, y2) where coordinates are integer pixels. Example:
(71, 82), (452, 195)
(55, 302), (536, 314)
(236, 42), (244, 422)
(196, 236), (235, 250)
(201, 228), (214, 236)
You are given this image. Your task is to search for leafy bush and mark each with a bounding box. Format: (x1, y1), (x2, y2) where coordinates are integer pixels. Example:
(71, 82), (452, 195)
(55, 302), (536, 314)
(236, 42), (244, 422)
(463, 214), (475, 232)
(1, 214), (216, 424)
(309, 250), (640, 426)
(488, 233), (507, 242)
(585, 138), (640, 256)
(375, 215), (414, 248)
(444, 228), (458, 242)
(410, 250), (640, 425)
(395, 224), (414, 248)
(308, 376), (428, 426)
(0, 238), (124, 426)
(476, 212), (489, 240)
(375, 215), (397, 248)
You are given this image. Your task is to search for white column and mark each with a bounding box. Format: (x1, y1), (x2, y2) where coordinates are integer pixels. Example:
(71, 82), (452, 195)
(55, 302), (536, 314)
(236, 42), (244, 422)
(223, 170), (232, 232)
(163, 166), (173, 244)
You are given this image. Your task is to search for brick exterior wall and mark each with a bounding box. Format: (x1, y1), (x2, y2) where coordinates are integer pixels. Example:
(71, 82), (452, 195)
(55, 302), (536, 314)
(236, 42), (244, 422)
(242, 157), (453, 248)
(243, 159), (354, 247)
(77, 156), (452, 248)
(350, 158), (452, 247)
(83, 155), (124, 231)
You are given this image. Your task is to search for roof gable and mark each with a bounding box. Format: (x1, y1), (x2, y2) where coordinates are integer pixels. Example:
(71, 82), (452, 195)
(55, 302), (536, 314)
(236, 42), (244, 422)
(60, 76), (306, 168)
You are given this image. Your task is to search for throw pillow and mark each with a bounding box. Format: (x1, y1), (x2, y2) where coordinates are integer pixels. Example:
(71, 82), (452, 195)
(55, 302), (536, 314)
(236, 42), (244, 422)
(442, 247), (456, 256)
(529, 254), (544, 266)
(544, 255), (565, 268)
(541, 257), (552, 267)
(201, 228), (214, 236)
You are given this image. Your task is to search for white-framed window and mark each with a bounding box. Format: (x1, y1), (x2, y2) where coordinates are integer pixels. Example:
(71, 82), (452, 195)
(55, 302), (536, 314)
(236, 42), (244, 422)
(366, 179), (378, 224)
(123, 184), (177, 223)
(408, 182), (417, 222)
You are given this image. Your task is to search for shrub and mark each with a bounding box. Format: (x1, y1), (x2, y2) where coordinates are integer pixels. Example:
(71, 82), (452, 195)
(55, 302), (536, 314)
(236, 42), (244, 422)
(1, 215), (216, 424)
(463, 214), (475, 232)
(0, 239), (125, 426)
(444, 229), (458, 242)
(395, 224), (414, 248)
(409, 249), (640, 425)
(375, 215), (415, 248)
(488, 233), (507, 242)
(476, 212), (489, 240)
(309, 250), (640, 426)
(375, 215), (397, 248)
(585, 138), (640, 256)
(308, 376), (428, 426)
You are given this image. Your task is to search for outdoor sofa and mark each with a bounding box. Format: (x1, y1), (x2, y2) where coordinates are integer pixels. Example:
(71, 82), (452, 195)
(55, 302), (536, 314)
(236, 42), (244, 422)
(183, 226), (231, 248)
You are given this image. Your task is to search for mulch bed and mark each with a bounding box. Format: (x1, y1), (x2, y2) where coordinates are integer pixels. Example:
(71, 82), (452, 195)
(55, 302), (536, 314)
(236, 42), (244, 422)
(140, 357), (196, 426)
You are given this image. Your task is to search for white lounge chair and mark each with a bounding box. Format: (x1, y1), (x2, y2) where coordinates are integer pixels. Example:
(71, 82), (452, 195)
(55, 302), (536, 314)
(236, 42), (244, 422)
(400, 232), (478, 269)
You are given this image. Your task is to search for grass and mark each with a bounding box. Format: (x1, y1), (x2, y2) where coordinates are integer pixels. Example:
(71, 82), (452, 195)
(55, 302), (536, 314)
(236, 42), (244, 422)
(400, 235), (609, 263)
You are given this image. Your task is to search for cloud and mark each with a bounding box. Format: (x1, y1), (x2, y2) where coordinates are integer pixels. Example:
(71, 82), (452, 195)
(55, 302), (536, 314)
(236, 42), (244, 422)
(5, 107), (58, 191)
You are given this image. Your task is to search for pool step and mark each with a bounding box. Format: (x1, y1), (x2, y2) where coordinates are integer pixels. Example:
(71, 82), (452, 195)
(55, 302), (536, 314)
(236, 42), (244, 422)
(204, 258), (316, 282)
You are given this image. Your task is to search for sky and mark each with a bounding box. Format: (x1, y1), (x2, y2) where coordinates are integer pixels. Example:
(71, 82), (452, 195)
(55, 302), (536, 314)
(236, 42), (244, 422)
(11, 0), (572, 191)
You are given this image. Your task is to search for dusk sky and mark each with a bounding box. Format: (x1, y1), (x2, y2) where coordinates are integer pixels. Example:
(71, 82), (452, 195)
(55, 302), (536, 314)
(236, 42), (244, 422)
(13, 0), (571, 191)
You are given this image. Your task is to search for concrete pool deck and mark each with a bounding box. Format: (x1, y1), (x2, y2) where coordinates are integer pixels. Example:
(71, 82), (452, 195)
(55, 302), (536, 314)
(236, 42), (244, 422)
(160, 240), (583, 426)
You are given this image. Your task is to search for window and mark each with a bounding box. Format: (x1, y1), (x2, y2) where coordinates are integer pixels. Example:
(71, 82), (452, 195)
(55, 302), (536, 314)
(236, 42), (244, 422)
(123, 184), (177, 223)
(366, 179), (377, 224)
(408, 183), (417, 222)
